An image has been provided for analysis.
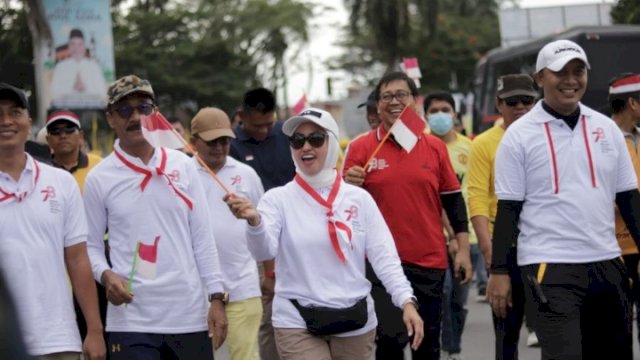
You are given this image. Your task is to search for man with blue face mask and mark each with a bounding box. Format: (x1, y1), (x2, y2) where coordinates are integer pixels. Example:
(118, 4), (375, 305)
(423, 91), (475, 360)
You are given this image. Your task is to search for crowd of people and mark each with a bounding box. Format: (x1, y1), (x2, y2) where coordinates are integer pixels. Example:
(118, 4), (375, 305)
(1, 37), (640, 360)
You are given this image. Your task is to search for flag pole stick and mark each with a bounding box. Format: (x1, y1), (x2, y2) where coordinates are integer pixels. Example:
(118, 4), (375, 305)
(363, 105), (409, 172)
(152, 112), (231, 194)
(125, 241), (140, 307)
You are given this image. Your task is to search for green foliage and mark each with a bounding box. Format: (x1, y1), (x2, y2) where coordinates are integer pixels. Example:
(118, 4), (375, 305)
(0, 5), (35, 94)
(611, 0), (640, 25)
(337, 0), (500, 92)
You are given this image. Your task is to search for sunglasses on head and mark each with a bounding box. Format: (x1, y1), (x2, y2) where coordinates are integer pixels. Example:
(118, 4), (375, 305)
(504, 96), (535, 107)
(289, 132), (327, 150)
(112, 103), (155, 119)
(48, 126), (78, 135)
(198, 135), (231, 147)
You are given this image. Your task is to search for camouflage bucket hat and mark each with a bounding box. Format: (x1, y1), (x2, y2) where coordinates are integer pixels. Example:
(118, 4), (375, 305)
(107, 75), (155, 105)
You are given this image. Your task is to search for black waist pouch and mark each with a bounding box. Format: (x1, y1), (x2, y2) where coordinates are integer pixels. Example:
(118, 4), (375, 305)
(290, 296), (368, 336)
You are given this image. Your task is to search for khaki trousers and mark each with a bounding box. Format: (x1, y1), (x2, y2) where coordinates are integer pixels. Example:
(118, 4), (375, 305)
(274, 328), (375, 360)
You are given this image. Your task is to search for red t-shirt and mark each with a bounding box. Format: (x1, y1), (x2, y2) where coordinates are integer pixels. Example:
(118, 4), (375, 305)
(343, 126), (461, 269)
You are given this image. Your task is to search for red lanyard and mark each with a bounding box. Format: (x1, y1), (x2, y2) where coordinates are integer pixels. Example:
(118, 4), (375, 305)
(114, 148), (193, 210)
(295, 174), (352, 263)
(543, 115), (597, 194)
(0, 158), (40, 203)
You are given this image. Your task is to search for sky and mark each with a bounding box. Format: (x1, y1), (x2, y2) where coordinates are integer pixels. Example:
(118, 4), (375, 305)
(285, 0), (616, 106)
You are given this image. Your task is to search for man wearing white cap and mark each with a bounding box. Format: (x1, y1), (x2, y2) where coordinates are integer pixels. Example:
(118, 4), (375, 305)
(191, 107), (264, 360)
(488, 40), (640, 359)
(0, 82), (106, 359)
(46, 110), (102, 191)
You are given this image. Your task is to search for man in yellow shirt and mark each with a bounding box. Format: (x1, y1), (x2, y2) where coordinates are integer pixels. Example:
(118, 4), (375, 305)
(609, 72), (640, 346)
(467, 74), (538, 359)
(424, 91), (475, 360)
(46, 110), (102, 191)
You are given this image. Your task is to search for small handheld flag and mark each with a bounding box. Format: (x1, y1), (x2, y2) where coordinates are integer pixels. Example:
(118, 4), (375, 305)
(292, 94), (308, 115)
(364, 106), (425, 171)
(390, 106), (425, 153)
(140, 112), (185, 149)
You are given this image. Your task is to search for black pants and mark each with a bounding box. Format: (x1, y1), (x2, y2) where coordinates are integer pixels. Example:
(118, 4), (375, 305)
(520, 258), (633, 360)
(108, 331), (213, 359)
(366, 261), (445, 360)
(492, 248), (536, 360)
(623, 254), (640, 345)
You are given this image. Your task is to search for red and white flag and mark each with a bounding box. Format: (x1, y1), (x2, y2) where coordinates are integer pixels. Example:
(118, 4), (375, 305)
(390, 106), (426, 153)
(136, 236), (160, 279)
(140, 112), (185, 149)
(291, 94), (308, 115)
(402, 57), (422, 88)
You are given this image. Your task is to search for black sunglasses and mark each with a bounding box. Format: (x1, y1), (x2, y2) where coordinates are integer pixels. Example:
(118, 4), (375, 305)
(112, 103), (155, 119)
(198, 135), (231, 147)
(48, 126), (79, 135)
(289, 132), (327, 150)
(504, 96), (535, 107)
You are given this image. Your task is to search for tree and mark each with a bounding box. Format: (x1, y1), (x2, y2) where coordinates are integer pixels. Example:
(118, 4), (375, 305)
(611, 0), (640, 25)
(0, 3), (35, 101)
(336, 0), (500, 92)
(233, 0), (313, 114)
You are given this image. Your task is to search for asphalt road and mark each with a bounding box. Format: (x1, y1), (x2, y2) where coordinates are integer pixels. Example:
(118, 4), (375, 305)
(214, 295), (640, 359)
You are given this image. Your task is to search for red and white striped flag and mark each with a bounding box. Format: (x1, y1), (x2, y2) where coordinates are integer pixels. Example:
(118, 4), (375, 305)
(291, 94), (308, 115)
(140, 112), (185, 149)
(390, 106), (426, 153)
(136, 236), (160, 279)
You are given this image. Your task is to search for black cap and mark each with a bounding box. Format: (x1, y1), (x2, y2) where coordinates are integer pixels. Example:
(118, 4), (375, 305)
(358, 90), (377, 109)
(0, 83), (29, 110)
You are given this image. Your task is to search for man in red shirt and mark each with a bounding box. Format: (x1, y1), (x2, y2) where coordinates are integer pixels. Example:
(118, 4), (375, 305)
(343, 71), (471, 359)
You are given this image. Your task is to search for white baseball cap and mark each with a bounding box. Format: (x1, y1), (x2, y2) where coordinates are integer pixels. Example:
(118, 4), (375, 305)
(535, 39), (591, 73)
(283, 108), (339, 138)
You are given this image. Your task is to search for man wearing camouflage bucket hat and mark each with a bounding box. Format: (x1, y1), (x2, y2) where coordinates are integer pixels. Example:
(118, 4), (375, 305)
(84, 75), (228, 359)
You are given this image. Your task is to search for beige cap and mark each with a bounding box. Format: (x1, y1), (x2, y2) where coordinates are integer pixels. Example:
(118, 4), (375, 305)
(191, 107), (236, 141)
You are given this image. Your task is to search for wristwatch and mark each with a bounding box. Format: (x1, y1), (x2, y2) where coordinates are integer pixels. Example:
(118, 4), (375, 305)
(208, 292), (229, 304)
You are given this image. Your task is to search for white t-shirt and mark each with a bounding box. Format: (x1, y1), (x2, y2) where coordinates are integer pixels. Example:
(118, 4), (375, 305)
(0, 155), (84, 355)
(50, 57), (108, 107)
(495, 102), (638, 265)
(84, 141), (224, 333)
(247, 174), (414, 337)
(195, 156), (262, 302)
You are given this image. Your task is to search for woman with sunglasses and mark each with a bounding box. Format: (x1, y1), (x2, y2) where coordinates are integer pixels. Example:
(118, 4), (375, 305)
(225, 108), (423, 360)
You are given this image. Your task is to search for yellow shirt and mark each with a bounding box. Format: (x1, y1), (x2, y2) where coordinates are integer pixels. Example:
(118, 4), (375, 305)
(616, 134), (640, 255)
(467, 125), (505, 235)
(72, 152), (102, 192)
(446, 133), (478, 244)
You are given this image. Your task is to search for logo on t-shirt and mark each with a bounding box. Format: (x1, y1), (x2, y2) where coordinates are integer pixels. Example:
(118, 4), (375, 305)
(167, 169), (180, 183)
(592, 128), (605, 143)
(40, 186), (55, 202)
(368, 158), (389, 171)
(231, 175), (242, 185)
(344, 205), (358, 221)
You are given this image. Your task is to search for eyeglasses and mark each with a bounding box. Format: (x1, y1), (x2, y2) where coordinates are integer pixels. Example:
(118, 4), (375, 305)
(504, 96), (535, 107)
(198, 136), (231, 147)
(112, 103), (155, 119)
(48, 126), (79, 135)
(379, 90), (412, 103)
(289, 132), (327, 150)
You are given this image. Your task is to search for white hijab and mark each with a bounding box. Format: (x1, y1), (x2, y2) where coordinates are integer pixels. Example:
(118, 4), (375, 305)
(291, 122), (340, 189)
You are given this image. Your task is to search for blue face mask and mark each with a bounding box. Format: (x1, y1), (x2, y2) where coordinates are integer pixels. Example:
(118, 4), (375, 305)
(428, 112), (454, 136)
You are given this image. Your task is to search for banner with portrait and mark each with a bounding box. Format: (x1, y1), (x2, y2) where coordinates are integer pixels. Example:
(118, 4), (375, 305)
(41, 0), (115, 110)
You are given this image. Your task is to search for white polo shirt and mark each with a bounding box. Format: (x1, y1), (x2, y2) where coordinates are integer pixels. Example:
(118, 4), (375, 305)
(495, 102), (638, 265)
(84, 141), (224, 333)
(0, 155), (84, 355)
(247, 173), (414, 337)
(194, 156), (262, 302)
